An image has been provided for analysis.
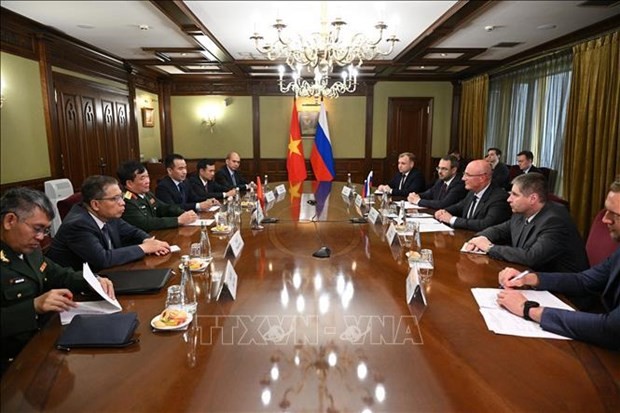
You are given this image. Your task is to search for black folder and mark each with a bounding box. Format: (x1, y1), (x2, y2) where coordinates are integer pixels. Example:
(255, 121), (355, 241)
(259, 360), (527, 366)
(100, 268), (172, 294)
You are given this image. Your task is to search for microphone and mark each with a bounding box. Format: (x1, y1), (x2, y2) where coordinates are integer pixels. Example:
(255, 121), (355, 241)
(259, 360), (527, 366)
(310, 214), (330, 258)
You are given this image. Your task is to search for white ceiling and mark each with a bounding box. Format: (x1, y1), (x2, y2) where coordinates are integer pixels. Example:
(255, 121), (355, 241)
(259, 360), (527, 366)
(2, 0), (619, 79)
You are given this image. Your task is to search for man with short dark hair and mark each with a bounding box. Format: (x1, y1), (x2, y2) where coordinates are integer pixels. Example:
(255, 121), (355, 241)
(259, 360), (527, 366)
(156, 154), (218, 211)
(435, 159), (511, 231)
(408, 155), (467, 209)
(1, 187), (115, 370)
(515, 150), (542, 175)
(486, 147), (510, 189)
(496, 179), (620, 349)
(215, 151), (256, 192)
(48, 175), (170, 272)
(466, 172), (588, 274)
(377, 152), (426, 197)
(118, 160), (198, 231)
(189, 159), (237, 200)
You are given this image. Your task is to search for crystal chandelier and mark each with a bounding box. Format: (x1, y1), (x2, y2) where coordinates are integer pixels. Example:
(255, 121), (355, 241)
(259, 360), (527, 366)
(251, 13), (399, 99)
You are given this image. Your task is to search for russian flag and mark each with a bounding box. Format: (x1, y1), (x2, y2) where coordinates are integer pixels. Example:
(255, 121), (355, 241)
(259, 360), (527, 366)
(310, 102), (335, 181)
(362, 171), (373, 198)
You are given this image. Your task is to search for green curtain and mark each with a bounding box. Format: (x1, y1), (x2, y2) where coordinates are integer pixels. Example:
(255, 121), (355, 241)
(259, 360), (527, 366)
(564, 31), (620, 237)
(458, 74), (488, 160)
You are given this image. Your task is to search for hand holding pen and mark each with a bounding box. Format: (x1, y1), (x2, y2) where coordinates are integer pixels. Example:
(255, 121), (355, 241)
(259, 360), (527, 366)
(498, 267), (534, 289)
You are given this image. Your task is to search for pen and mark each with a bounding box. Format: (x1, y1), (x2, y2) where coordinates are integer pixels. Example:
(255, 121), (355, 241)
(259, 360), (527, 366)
(510, 270), (530, 282)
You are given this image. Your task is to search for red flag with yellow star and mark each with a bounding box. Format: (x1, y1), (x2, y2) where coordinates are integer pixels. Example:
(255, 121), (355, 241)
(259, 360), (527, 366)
(287, 99), (307, 182)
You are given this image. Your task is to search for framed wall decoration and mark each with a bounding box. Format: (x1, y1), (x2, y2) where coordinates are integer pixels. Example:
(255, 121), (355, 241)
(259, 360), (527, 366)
(298, 110), (321, 137)
(141, 107), (154, 127)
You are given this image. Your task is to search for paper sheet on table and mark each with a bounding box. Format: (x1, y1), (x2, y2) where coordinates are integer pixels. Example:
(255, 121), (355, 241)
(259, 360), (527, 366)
(403, 201), (423, 209)
(60, 263), (122, 325)
(187, 219), (214, 227)
(406, 216), (439, 225)
(471, 288), (574, 340)
(418, 222), (454, 232)
(407, 212), (433, 218)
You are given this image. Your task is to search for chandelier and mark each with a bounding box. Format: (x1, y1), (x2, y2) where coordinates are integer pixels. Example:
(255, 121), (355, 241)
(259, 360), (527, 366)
(251, 14), (399, 98)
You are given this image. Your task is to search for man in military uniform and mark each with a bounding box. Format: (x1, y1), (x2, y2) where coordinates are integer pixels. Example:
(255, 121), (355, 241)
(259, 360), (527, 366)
(1, 187), (115, 373)
(118, 160), (198, 232)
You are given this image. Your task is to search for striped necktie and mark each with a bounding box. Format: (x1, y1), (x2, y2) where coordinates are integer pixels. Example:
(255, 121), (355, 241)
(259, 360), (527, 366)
(466, 196), (478, 219)
(101, 224), (113, 250)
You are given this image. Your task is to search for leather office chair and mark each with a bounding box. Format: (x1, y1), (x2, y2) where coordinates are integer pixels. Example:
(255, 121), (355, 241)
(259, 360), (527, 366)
(586, 209), (619, 267)
(57, 192), (83, 220)
(547, 193), (570, 211)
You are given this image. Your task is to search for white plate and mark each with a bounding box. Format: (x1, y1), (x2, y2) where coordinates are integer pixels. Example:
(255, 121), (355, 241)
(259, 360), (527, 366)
(211, 226), (232, 234)
(151, 311), (193, 331)
(178, 258), (211, 272)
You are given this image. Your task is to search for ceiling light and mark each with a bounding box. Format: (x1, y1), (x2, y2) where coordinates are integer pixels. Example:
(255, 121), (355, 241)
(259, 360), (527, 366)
(250, 6), (398, 98)
(484, 25), (495, 32)
(139, 24), (150, 31)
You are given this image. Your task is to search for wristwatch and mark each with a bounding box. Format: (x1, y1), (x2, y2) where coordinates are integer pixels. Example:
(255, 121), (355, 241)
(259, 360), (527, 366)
(523, 300), (540, 321)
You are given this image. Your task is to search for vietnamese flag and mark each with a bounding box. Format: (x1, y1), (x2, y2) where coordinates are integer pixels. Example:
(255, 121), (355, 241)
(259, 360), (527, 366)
(310, 102), (335, 182)
(256, 176), (264, 208)
(287, 99), (307, 182)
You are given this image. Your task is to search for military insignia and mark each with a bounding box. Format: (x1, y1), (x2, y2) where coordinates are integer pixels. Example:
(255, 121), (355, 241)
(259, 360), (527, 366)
(9, 277), (25, 284)
(0, 250), (8, 263)
(149, 197), (156, 205)
(40, 261), (47, 272)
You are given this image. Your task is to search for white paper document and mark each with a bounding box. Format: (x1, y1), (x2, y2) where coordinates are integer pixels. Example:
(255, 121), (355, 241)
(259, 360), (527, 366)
(60, 263), (122, 325)
(187, 218), (215, 227)
(471, 288), (574, 340)
(418, 222), (454, 233)
(403, 201), (423, 210)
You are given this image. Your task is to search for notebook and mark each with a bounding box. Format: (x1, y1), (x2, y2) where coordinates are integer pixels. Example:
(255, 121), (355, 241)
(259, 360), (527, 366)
(100, 268), (172, 294)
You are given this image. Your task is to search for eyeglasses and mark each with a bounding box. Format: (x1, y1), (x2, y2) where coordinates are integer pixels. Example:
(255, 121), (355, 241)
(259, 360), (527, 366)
(97, 195), (124, 203)
(20, 219), (51, 237)
(463, 172), (487, 178)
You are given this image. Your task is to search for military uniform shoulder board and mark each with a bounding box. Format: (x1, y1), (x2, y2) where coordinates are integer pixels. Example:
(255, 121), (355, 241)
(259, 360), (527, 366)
(124, 191), (137, 200)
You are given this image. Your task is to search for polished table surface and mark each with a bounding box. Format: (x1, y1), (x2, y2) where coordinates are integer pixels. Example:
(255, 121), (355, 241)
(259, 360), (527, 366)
(2, 182), (619, 412)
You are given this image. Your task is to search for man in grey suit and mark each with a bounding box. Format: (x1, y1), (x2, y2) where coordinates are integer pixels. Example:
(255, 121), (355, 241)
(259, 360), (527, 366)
(47, 175), (170, 272)
(435, 159), (511, 231)
(495, 179), (620, 350)
(408, 155), (467, 210)
(465, 173), (588, 274)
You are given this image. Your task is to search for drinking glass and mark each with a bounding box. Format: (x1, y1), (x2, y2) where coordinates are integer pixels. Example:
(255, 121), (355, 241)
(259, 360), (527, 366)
(165, 285), (185, 310)
(419, 249), (434, 282)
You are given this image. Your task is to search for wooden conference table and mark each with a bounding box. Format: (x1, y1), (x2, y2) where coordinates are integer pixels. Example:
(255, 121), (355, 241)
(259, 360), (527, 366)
(2, 182), (618, 412)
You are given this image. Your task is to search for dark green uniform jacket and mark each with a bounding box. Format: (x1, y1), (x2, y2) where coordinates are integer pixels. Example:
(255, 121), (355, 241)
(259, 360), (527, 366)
(1, 242), (87, 362)
(121, 190), (184, 232)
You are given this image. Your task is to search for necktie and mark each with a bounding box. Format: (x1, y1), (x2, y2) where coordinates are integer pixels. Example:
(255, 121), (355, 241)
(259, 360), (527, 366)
(101, 224), (113, 250)
(231, 172), (237, 186)
(439, 182), (448, 199)
(178, 183), (186, 202)
(466, 196), (478, 219)
(399, 174), (406, 190)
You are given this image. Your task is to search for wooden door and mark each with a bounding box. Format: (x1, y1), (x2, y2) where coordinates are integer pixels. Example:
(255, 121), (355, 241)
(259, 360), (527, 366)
(55, 74), (135, 188)
(386, 98), (433, 186)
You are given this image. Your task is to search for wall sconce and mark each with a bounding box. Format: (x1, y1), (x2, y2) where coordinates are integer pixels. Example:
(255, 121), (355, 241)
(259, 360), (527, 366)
(201, 106), (219, 133)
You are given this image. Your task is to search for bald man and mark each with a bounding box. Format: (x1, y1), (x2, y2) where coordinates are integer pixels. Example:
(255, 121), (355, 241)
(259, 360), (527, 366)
(435, 159), (511, 231)
(214, 152), (255, 192)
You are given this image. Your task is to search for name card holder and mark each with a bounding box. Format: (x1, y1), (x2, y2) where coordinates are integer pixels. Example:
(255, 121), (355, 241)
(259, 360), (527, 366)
(216, 260), (238, 300)
(406, 266), (427, 306)
(265, 191), (276, 204)
(225, 230), (244, 258)
(386, 223), (397, 245)
(275, 184), (287, 196)
(341, 186), (352, 197)
(368, 207), (380, 224)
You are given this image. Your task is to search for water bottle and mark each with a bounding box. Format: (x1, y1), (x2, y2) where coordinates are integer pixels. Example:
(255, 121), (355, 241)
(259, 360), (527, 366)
(264, 174), (269, 190)
(180, 255), (198, 314)
(347, 173), (352, 187)
(199, 222), (211, 259)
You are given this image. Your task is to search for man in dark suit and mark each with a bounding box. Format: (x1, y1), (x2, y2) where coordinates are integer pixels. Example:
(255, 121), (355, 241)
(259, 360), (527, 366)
(408, 155), (467, 210)
(118, 160), (198, 232)
(189, 159), (237, 201)
(156, 154), (219, 212)
(465, 172), (588, 274)
(377, 152), (426, 197)
(495, 179), (620, 350)
(214, 151), (255, 192)
(47, 175), (170, 272)
(515, 150), (542, 175)
(1, 187), (115, 370)
(486, 147), (510, 190)
(435, 159), (511, 231)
